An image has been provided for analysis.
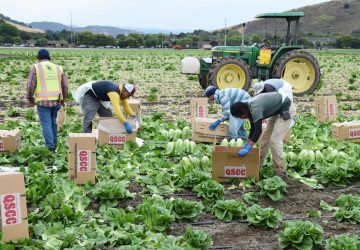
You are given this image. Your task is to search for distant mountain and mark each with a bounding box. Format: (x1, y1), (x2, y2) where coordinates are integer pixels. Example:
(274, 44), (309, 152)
(30, 21), (137, 36)
(227, 0), (360, 36)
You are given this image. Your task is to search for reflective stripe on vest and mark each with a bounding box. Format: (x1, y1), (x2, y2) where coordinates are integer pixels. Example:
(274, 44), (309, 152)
(34, 61), (62, 101)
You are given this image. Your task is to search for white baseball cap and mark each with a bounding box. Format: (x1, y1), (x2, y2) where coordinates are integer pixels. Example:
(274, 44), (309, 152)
(124, 83), (135, 93)
(253, 81), (265, 95)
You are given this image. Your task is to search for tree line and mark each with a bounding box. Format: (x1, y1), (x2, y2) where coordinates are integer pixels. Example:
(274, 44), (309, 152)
(1, 22), (360, 49)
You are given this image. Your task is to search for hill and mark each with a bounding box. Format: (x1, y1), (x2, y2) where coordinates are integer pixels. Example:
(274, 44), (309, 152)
(0, 13), (44, 34)
(30, 21), (137, 36)
(228, 0), (360, 36)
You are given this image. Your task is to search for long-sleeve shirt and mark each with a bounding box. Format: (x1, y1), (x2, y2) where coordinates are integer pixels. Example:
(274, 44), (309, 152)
(88, 80), (134, 123)
(26, 61), (68, 107)
(214, 88), (251, 122)
(248, 92), (291, 143)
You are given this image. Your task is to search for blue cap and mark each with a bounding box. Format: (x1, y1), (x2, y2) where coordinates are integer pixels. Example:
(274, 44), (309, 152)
(205, 86), (217, 97)
(37, 49), (50, 59)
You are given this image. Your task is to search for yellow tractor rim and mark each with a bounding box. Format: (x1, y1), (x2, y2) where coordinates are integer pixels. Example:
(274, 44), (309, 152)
(281, 58), (316, 94)
(216, 64), (246, 89)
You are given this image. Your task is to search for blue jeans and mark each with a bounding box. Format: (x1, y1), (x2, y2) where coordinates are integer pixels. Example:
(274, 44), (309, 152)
(37, 104), (61, 150)
(228, 115), (247, 140)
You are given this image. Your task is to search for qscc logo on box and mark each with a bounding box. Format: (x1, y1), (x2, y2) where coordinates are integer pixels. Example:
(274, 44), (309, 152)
(224, 166), (246, 178)
(0, 140), (4, 151)
(328, 103), (336, 116)
(197, 105), (206, 117)
(108, 134), (126, 144)
(77, 150), (91, 172)
(349, 129), (360, 138)
(0, 193), (21, 226)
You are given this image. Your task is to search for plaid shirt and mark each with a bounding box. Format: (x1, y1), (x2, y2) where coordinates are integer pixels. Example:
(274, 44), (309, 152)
(26, 60), (69, 107)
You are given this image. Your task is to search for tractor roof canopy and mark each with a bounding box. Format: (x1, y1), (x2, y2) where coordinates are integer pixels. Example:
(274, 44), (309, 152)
(255, 12), (304, 19)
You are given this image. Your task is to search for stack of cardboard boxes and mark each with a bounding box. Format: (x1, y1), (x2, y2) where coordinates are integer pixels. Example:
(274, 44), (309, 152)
(190, 98), (228, 143)
(314, 96), (360, 142)
(189, 98), (260, 182)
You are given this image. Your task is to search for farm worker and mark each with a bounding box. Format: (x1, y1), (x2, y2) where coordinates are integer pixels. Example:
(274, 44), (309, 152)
(253, 78), (293, 102)
(205, 86), (251, 140)
(230, 92), (296, 175)
(72, 80), (136, 133)
(26, 49), (68, 152)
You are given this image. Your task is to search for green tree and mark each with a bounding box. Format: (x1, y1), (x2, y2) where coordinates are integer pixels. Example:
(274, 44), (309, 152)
(336, 35), (353, 48)
(126, 36), (139, 47)
(144, 34), (159, 47)
(177, 36), (192, 47)
(11, 36), (22, 44)
(251, 34), (261, 44)
(77, 31), (95, 46)
(36, 38), (48, 46)
(117, 39), (128, 48)
(227, 35), (241, 46)
(128, 33), (144, 46)
(0, 23), (19, 37)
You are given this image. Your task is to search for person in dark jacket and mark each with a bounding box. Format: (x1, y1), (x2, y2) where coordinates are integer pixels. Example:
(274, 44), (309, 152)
(73, 80), (136, 133)
(230, 92), (296, 174)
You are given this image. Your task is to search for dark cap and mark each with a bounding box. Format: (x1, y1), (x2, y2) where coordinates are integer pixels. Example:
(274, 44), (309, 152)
(37, 49), (50, 60)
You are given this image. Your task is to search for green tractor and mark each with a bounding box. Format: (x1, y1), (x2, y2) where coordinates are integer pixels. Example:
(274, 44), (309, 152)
(180, 12), (320, 96)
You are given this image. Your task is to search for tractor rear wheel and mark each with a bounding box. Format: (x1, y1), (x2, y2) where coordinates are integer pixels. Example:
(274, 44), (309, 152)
(272, 50), (320, 96)
(198, 73), (208, 89)
(208, 58), (252, 90)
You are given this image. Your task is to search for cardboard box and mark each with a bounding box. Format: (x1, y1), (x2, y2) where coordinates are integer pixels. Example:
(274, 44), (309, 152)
(0, 172), (29, 242)
(97, 117), (137, 149)
(68, 133), (96, 184)
(190, 98), (208, 128)
(212, 146), (260, 182)
(332, 121), (360, 142)
(193, 117), (229, 137)
(191, 117), (229, 143)
(191, 131), (225, 143)
(0, 129), (21, 153)
(314, 96), (337, 122)
(128, 99), (142, 125)
(57, 106), (66, 130)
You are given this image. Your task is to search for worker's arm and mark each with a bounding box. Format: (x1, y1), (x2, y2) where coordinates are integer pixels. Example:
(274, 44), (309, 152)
(61, 71), (69, 99)
(248, 119), (263, 144)
(26, 66), (36, 104)
(107, 92), (127, 123)
(219, 96), (230, 122)
(121, 99), (135, 117)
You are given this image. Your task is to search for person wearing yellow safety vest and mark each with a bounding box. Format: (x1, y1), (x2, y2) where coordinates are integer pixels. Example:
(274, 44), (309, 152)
(73, 80), (136, 133)
(26, 49), (68, 152)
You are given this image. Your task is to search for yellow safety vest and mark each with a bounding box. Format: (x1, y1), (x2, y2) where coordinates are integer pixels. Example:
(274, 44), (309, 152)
(34, 61), (63, 102)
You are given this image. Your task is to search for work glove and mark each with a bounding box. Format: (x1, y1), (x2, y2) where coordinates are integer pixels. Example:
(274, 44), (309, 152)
(238, 144), (253, 157)
(124, 121), (133, 134)
(209, 119), (221, 131)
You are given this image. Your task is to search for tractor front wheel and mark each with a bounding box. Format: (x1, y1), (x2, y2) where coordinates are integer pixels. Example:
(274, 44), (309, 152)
(272, 50), (320, 96)
(208, 58), (252, 90)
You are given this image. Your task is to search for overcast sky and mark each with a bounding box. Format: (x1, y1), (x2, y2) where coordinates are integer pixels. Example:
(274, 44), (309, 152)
(2, 0), (330, 31)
